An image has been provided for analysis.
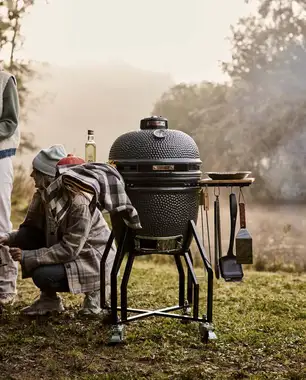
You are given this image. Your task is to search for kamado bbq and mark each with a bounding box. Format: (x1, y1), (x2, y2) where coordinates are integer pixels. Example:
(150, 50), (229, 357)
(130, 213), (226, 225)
(100, 116), (254, 344)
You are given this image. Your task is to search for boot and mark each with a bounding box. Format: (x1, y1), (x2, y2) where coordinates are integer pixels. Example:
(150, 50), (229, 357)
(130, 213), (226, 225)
(21, 292), (64, 316)
(79, 285), (111, 316)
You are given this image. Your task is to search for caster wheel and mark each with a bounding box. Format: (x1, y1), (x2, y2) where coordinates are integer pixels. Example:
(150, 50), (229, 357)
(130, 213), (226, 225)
(108, 324), (125, 345)
(199, 322), (217, 343)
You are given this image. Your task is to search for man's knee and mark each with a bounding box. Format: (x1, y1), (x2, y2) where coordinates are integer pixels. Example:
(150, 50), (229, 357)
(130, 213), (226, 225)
(32, 267), (48, 290)
(32, 265), (69, 292)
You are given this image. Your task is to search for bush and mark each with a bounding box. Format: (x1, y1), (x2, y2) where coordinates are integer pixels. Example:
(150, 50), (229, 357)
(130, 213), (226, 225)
(11, 165), (34, 228)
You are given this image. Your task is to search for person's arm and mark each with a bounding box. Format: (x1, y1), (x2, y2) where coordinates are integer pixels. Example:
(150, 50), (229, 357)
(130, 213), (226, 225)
(0, 77), (19, 141)
(22, 201), (92, 273)
(19, 190), (45, 230)
(6, 191), (45, 247)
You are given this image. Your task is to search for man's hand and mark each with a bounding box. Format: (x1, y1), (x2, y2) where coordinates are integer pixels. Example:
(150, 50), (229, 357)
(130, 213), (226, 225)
(9, 247), (22, 262)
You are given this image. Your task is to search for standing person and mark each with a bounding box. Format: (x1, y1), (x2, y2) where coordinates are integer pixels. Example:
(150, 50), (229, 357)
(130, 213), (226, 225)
(0, 68), (20, 306)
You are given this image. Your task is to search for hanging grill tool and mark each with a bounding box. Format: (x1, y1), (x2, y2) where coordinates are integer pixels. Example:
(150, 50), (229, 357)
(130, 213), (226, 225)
(219, 190), (244, 282)
(213, 187), (222, 279)
(235, 189), (253, 264)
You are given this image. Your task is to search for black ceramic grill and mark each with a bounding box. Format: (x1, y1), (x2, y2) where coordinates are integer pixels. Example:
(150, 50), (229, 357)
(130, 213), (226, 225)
(100, 115), (217, 345)
(109, 116), (202, 251)
(100, 115), (254, 344)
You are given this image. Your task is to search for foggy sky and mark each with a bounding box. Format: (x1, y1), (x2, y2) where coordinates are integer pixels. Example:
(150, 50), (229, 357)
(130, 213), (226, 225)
(18, 0), (255, 83)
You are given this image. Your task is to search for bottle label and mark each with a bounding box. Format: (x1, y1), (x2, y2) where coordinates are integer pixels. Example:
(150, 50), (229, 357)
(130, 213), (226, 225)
(85, 145), (96, 163)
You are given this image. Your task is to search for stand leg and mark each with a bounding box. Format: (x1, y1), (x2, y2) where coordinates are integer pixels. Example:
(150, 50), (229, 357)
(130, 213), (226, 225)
(174, 255), (185, 307)
(184, 251), (199, 319)
(108, 227), (129, 345)
(110, 226), (129, 325)
(187, 252), (193, 305)
(189, 220), (217, 342)
(100, 231), (115, 308)
(120, 251), (135, 321)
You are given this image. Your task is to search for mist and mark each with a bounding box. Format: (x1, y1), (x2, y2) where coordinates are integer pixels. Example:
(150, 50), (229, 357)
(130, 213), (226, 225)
(18, 62), (173, 169)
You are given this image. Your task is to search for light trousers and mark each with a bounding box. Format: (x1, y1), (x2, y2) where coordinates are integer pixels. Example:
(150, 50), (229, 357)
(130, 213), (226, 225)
(0, 156), (17, 295)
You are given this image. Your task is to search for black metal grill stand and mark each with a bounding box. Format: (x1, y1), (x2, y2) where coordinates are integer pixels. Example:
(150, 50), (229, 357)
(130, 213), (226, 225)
(100, 219), (215, 344)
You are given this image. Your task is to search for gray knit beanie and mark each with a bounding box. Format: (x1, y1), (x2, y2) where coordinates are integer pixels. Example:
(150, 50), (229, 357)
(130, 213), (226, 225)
(32, 144), (67, 177)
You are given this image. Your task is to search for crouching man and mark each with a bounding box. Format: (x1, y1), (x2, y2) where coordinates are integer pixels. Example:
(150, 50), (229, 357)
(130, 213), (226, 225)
(0, 146), (115, 315)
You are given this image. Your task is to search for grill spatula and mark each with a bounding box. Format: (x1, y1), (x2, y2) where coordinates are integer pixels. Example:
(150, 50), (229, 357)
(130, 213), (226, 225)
(219, 192), (244, 282)
(235, 201), (253, 264)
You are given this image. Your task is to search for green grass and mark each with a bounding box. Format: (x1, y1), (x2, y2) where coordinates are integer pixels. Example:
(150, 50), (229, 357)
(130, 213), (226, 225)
(0, 261), (305, 380)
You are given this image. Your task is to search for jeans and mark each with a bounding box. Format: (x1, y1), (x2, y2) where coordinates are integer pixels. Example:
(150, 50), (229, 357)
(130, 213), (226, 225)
(32, 264), (69, 293)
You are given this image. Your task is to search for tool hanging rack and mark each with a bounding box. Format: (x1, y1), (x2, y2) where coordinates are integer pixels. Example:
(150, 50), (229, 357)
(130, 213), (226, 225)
(197, 181), (252, 272)
(199, 175), (255, 282)
(199, 177), (255, 188)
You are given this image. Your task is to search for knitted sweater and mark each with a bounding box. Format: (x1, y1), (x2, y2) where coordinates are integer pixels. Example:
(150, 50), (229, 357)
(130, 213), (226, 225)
(0, 71), (20, 159)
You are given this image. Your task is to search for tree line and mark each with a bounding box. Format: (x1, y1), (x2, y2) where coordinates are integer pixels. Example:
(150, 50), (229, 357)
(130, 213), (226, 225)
(153, 0), (306, 203)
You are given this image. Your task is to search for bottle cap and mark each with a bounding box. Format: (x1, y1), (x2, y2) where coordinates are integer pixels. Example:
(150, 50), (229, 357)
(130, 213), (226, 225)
(88, 130), (94, 135)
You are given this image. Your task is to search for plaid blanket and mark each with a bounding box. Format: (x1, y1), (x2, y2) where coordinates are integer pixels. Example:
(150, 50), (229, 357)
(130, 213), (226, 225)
(45, 163), (142, 230)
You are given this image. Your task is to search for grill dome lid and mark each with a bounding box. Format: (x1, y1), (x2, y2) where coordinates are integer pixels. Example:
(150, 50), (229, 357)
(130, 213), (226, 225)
(109, 116), (201, 163)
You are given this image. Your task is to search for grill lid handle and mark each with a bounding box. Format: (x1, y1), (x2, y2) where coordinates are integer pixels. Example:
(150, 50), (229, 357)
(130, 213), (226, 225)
(140, 116), (168, 130)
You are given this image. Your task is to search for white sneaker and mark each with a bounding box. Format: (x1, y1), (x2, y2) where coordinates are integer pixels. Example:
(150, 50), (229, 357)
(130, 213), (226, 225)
(21, 292), (65, 316)
(0, 293), (16, 306)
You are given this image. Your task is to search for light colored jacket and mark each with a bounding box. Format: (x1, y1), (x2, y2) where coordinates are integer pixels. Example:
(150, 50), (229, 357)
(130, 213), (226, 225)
(9, 191), (115, 294)
(0, 71), (20, 158)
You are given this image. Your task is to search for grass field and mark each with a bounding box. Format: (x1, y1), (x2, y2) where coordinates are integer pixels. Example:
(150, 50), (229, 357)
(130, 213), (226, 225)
(0, 261), (305, 380)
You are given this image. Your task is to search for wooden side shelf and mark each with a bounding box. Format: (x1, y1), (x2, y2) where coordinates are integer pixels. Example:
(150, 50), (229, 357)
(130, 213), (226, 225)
(199, 178), (255, 187)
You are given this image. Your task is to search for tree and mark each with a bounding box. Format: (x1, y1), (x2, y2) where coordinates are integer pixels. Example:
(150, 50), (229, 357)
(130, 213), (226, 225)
(0, 0), (38, 153)
(153, 82), (237, 173)
(221, 0), (306, 202)
(223, 1), (306, 83)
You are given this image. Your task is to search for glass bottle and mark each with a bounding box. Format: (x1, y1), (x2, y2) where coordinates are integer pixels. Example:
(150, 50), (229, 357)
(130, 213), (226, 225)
(85, 129), (96, 163)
